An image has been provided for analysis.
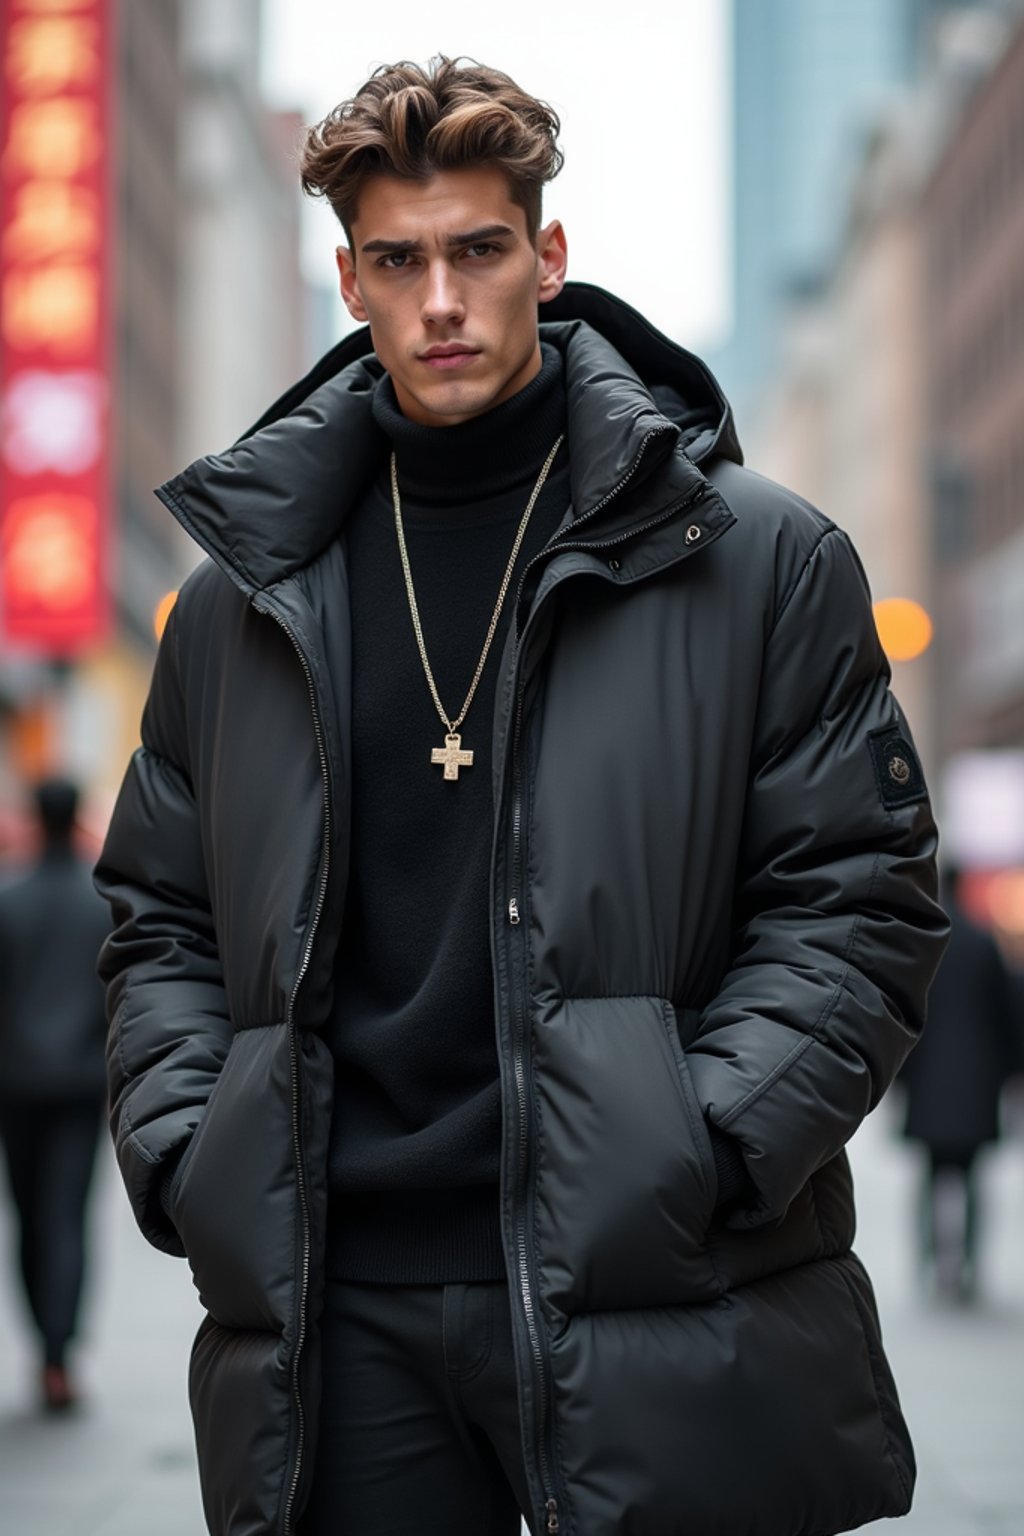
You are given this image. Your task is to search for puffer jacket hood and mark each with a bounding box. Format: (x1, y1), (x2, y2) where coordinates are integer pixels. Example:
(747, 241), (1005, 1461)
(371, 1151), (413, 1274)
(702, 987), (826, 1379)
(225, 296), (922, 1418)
(97, 281), (946, 1536)
(156, 283), (740, 596)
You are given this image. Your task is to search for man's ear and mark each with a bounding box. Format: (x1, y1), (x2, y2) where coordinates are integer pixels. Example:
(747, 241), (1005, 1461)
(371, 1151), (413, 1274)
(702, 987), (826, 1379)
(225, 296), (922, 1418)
(536, 220), (568, 306)
(337, 246), (368, 322)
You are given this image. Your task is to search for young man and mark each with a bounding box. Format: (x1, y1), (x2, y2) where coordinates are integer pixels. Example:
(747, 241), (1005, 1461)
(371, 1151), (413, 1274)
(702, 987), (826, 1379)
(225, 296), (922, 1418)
(96, 57), (947, 1536)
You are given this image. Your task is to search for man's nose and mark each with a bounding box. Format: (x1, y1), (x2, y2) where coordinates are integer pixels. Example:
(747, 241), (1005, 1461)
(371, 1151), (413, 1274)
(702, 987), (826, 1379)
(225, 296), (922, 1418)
(420, 261), (465, 326)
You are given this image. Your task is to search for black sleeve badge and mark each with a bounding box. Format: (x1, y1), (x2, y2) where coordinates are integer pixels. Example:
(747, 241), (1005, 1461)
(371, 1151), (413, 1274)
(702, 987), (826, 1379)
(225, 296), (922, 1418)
(867, 727), (928, 809)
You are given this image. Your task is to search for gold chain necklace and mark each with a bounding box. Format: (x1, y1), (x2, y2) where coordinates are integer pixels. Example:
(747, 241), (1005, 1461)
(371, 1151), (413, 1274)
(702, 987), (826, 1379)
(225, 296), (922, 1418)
(390, 434), (564, 781)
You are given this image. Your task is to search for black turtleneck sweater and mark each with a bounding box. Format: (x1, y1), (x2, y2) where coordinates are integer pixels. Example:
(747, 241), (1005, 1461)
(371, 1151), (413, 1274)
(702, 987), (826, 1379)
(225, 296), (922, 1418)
(326, 345), (570, 1283)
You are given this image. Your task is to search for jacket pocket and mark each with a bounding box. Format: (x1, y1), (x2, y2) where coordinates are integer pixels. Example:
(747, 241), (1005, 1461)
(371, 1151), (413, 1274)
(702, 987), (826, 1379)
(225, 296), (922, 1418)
(170, 1023), (299, 1333)
(532, 995), (722, 1318)
(166, 1101), (206, 1224)
(664, 1002), (720, 1205)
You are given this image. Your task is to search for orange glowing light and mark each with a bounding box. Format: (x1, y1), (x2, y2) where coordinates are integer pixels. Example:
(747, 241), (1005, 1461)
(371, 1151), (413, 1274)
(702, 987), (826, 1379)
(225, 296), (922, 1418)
(6, 16), (100, 95)
(3, 182), (101, 261)
(154, 591), (178, 643)
(3, 492), (97, 609)
(987, 871), (1024, 936)
(14, 1), (96, 13)
(872, 598), (933, 662)
(2, 97), (102, 178)
(2, 261), (99, 353)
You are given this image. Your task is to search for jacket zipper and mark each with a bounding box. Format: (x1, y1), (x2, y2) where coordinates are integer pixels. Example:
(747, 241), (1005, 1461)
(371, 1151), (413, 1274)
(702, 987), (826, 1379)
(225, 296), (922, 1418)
(506, 683), (527, 926)
(255, 599), (331, 1536)
(562, 426), (669, 532)
(510, 427), (668, 640)
(501, 439), (714, 1535)
(511, 428), (715, 654)
(504, 673), (561, 1532)
(544, 483), (707, 563)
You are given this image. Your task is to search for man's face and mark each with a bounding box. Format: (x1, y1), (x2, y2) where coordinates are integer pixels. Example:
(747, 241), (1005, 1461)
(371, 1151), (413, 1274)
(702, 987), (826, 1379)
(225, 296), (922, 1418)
(337, 166), (567, 427)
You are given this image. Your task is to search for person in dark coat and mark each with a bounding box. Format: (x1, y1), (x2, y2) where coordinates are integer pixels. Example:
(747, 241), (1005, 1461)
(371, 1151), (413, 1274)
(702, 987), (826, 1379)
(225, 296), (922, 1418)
(94, 57), (947, 1536)
(900, 866), (1021, 1302)
(0, 778), (111, 1410)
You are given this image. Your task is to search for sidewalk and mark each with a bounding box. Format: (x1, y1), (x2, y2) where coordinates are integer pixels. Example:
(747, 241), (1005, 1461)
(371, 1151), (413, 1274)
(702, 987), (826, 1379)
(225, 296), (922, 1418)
(848, 1102), (1024, 1536)
(0, 1143), (205, 1536)
(0, 1107), (1021, 1535)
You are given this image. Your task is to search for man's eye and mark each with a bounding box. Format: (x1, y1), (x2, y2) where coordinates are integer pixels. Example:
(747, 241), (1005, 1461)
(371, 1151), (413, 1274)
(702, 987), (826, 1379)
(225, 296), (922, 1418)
(379, 252), (413, 269)
(466, 243), (498, 258)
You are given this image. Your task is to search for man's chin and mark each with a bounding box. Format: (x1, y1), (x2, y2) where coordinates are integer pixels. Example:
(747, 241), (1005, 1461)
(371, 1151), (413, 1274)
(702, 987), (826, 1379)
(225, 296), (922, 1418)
(397, 376), (504, 428)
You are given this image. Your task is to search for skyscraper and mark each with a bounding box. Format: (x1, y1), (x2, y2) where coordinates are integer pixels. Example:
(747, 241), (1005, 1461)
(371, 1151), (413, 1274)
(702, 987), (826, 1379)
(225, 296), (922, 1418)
(717, 0), (950, 428)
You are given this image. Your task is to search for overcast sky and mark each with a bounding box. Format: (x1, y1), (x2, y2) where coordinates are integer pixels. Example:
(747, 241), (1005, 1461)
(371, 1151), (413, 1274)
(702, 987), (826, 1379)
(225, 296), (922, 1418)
(260, 0), (732, 355)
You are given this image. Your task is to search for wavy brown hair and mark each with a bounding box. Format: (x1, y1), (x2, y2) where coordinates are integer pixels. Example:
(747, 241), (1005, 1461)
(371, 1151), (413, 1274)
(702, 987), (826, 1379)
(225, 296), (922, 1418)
(299, 56), (563, 243)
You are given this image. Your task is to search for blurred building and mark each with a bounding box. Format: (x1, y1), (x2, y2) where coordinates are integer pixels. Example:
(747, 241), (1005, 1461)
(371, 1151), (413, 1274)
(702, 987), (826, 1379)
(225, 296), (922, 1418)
(926, 15), (1024, 756)
(716, 0), (985, 435)
(751, 100), (938, 762)
(177, 0), (307, 465)
(89, 0), (191, 802)
(116, 1), (188, 654)
(0, 0), (310, 834)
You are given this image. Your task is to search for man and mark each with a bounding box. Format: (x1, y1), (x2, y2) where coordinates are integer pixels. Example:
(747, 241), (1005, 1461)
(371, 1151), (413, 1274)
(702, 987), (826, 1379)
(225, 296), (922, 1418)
(95, 56), (947, 1536)
(0, 778), (110, 1411)
(899, 866), (1021, 1303)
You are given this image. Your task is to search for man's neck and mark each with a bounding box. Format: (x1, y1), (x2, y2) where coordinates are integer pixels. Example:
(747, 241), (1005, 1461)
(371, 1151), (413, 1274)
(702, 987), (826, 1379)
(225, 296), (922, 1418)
(371, 342), (567, 508)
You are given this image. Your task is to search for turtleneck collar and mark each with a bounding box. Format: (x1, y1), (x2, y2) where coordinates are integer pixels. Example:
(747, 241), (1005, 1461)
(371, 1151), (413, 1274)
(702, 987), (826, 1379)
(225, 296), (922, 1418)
(372, 342), (566, 508)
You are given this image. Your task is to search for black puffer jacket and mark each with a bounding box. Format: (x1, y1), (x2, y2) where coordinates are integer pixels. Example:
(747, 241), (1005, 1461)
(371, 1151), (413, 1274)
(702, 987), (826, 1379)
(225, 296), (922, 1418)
(96, 284), (947, 1536)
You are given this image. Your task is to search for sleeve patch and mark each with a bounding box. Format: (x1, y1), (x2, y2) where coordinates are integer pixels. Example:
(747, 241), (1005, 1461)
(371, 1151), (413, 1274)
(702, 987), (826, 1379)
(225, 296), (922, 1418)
(867, 728), (927, 809)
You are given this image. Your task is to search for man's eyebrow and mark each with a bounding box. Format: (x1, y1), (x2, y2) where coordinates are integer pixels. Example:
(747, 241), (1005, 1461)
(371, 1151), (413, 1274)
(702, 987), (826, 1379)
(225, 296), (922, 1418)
(443, 223), (517, 246)
(359, 224), (517, 255)
(360, 237), (424, 255)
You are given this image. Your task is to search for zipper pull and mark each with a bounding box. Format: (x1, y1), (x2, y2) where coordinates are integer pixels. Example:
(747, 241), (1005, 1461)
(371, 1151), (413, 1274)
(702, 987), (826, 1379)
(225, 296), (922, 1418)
(508, 896), (521, 926)
(545, 1498), (560, 1532)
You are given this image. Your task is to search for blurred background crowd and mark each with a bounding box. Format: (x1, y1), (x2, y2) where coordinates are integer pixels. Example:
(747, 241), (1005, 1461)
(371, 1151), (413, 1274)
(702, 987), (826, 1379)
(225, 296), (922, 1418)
(1, 1), (1023, 1533)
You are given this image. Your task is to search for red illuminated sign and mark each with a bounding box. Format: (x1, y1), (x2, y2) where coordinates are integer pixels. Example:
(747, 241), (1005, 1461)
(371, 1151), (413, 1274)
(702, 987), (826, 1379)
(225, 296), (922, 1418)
(0, 0), (112, 652)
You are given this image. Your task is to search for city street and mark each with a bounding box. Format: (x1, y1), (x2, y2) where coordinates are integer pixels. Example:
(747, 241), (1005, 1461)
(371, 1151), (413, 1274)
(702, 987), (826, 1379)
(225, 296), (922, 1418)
(2, 4), (1024, 1535)
(1, 1102), (1021, 1536)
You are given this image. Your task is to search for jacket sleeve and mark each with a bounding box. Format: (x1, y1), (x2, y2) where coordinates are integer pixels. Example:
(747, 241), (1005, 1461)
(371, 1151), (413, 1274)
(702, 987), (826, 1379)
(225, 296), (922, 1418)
(95, 596), (231, 1256)
(687, 525), (948, 1228)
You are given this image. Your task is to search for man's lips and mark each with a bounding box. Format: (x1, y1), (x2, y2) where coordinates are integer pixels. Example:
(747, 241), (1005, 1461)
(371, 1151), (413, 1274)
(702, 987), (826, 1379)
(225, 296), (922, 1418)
(419, 347), (481, 370)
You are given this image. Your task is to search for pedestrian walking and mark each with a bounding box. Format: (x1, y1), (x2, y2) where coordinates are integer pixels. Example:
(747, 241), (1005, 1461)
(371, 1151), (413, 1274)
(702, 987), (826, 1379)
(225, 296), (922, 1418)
(0, 778), (110, 1411)
(900, 866), (1022, 1302)
(95, 56), (948, 1536)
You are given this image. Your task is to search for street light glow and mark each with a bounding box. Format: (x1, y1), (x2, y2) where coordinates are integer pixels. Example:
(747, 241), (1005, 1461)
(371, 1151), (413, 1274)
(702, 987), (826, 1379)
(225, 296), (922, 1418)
(153, 590), (177, 643)
(873, 598), (933, 662)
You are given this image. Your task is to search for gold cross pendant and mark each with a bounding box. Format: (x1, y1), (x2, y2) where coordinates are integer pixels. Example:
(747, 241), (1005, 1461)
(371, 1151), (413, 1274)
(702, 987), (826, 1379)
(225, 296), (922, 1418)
(431, 731), (474, 782)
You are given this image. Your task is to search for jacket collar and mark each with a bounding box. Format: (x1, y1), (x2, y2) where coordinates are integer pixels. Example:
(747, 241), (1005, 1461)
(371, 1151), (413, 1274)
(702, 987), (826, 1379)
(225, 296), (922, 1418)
(156, 283), (741, 598)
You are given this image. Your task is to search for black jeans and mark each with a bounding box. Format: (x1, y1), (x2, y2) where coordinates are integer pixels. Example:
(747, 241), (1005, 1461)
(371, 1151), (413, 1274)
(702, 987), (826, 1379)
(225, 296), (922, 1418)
(0, 1098), (103, 1366)
(301, 1279), (533, 1535)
